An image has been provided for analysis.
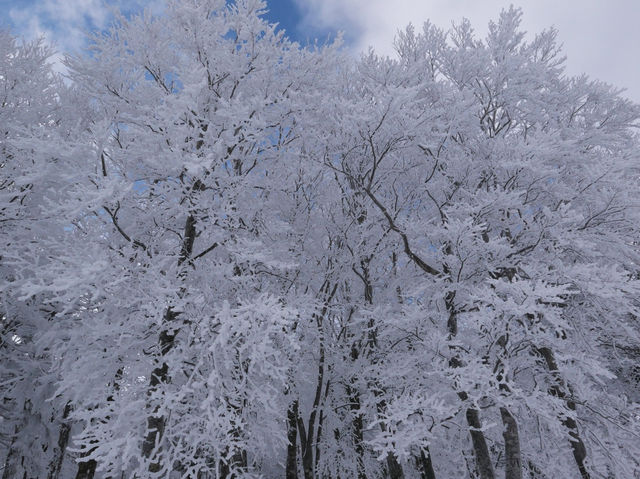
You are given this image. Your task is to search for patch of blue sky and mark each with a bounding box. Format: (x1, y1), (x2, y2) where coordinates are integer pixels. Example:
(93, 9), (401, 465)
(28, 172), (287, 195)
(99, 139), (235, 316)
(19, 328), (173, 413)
(1, 0), (347, 66)
(143, 69), (182, 94)
(260, 0), (306, 43)
(221, 0), (305, 44)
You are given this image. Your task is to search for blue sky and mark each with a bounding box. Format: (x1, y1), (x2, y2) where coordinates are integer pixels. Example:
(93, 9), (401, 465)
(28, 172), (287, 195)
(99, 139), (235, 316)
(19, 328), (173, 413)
(261, 0), (318, 44)
(0, 0), (334, 52)
(1, 0), (639, 102)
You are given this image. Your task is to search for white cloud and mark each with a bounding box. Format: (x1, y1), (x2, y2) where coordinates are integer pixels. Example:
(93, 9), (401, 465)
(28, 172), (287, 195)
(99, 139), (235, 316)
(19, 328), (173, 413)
(41, 0), (108, 26)
(295, 0), (640, 102)
(10, 1), (100, 53)
(6, 0), (639, 101)
(8, 0), (158, 56)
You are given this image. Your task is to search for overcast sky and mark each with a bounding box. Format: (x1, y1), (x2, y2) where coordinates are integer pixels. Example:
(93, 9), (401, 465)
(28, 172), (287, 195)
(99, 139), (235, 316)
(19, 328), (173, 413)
(1, 0), (638, 102)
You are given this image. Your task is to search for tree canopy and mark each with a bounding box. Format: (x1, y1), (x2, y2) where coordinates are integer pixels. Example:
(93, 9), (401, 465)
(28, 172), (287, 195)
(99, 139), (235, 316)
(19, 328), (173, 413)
(1, 1), (639, 478)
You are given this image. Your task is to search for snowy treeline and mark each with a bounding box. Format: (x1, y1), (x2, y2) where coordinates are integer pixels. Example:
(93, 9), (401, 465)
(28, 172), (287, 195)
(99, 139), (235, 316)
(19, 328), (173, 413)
(1, 1), (640, 478)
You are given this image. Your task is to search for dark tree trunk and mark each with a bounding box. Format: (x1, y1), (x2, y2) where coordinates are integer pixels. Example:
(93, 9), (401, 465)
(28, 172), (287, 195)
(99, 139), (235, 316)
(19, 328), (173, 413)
(416, 447), (437, 479)
(463, 403), (495, 479)
(347, 382), (367, 479)
(493, 345), (522, 479)
(386, 453), (405, 479)
(537, 347), (590, 479)
(299, 346), (323, 479)
(347, 329), (367, 479)
(447, 293), (495, 479)
(373, 396), (405, 479)
(314, 378), (332, 475)
(500, 407), (522, 479)
(296, 281), (338, 479)
(286, 400), (299, 479)
(47, 403), (72, 479)
(140, 339), (171, 472)
(141, 214), (197, 473)
(301, 437), (313, 479)
(75, 458), (97, 479)
(356, 261), (403, 479)
(393, 257), (435, 479)
(300, 388), (318, 479)
(297, 416), (313, 479)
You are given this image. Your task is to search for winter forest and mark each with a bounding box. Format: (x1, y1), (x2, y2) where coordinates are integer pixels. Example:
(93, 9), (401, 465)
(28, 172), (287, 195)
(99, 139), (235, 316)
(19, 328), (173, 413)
(1, 1), (640, 478)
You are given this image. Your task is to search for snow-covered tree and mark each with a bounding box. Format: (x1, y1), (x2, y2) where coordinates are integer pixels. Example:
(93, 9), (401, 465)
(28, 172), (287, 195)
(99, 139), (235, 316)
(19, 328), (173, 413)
(3, 3), (639, 479)
(0, 29), (75, 479)
(310, 7), (640, 478)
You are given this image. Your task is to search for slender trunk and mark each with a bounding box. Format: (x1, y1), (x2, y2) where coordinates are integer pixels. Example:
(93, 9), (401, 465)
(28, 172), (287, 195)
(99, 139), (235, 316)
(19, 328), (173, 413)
(141, 214), (197, 473)
(374, 402), (406, 479)
(447, 293), (495, 479)
(371, 396), (404, 479)
(386, 454), (404, 479)
(296, 416), (312, 479)
(140, 331), (171, 472)
(347, 305), (366, 479)
(286, 400), (299, 479)
(346, 380), (367, 479)
(298, 417), (314, 479)
(537, 347), (590, 479)
(75, 459), (97, 479)
(297, 282), (337, 479)
(47, 403), (72, 479)
(218, 254), (250, 478)
(394, 256), (435, 479)
(462, 402), (495, 479)
(416, 448), (437, 479)
(500, 407), (522, 479)
(301, 343), (323, 479)
(314, 376), (332, 473)
(302, 448), (312, 479)
(356, 262), (403, 479)
(493, 348), (522, 479)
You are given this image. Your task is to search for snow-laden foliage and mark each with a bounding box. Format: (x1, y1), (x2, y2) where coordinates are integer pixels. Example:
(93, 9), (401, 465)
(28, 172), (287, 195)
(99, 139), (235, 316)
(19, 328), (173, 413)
(1, 2), (639, 478)
(0, 30), (77, 479)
